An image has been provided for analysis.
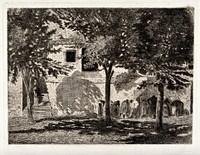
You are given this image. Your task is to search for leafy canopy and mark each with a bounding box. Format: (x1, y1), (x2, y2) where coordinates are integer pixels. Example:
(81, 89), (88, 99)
(53, 8), (141, 68)
(8, 8), (73, 83)
(123, 8), (194, 90)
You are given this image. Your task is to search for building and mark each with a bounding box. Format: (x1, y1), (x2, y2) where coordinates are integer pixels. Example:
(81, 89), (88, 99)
(8, 37), (193, 119)
(45, 38), (146, 117)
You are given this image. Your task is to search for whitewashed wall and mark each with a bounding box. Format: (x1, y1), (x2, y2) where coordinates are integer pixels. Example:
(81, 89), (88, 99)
(47, 46), (146, 116)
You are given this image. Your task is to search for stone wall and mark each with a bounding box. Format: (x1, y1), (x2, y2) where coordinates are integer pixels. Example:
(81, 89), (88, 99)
(46, 70), (143, 117)
(8, 72), (191, 119)
(137, 77), (192, 115)
(165, 86), (192, 112)
(46, 45), (146, 117)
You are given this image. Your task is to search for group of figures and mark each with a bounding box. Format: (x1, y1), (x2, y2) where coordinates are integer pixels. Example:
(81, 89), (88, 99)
(98, 95), (189, 119)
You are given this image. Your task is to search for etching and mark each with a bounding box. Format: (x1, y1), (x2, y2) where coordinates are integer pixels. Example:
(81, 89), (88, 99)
(8, 8), (193, 144)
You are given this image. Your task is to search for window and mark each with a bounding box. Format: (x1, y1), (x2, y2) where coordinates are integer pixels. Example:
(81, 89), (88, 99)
(82, 48), (98, 71)
(66, 50), (76, 62)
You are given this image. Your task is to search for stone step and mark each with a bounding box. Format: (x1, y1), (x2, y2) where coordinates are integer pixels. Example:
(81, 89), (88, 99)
(34, 113), (52, 116)
(33, 110), (52, 114)
(33, 110), (52, 117)
(24, 105), (53, 117)
(23, 110), (52, 118)
(32, 106), (52, 111)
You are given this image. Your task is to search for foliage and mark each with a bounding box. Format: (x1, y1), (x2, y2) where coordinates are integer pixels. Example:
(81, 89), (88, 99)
(8, 8), (73, 84)
(52, 8), (143, 123)
(124, 8), (193, 90)
(124, 8), (194, 130)
(114, 71), (140, 92)
(53, 8), (141, 68)
(8, 8), (74, 122)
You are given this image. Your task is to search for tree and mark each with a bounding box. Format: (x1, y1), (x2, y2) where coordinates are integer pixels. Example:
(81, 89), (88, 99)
(123, 8), (193, 130)
(8, 8), (73, 123)
(53, 8), (141, 123)
(52, 8), (193, 129)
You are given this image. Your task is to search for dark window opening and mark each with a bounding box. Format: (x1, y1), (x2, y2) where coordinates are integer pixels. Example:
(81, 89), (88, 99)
(66, 50), (76, 62)
(82, 48), (98, 71)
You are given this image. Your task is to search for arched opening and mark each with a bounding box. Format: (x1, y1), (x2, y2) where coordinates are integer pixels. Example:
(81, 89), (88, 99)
(171, 100), (184, 116)
(146, 95), (157, 118)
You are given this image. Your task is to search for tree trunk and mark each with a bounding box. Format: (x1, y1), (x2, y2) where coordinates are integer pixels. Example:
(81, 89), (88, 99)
(103, 64), (114, 124)
(105, 75), (112, 123)
(190, 81), (193, 114)
(156, 83), (164, 131)
(22, 80), (27, 111)
(27, 80), (35, 124)
(22, 69), (35, 124)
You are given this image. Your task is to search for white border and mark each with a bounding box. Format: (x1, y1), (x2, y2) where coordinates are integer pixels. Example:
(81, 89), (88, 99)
(1, 0), (200, 155)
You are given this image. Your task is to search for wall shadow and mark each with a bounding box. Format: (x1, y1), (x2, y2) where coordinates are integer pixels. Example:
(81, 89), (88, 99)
(56, 71), (103, 117)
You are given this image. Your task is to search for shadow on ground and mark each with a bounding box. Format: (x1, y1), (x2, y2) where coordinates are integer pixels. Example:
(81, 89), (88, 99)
(9, 116), (192, 144)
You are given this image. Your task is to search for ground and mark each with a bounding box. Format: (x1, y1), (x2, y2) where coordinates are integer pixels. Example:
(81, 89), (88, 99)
(8, 115), (192, 144)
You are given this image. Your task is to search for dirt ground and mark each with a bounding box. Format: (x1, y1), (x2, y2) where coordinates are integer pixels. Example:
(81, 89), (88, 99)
(8, 115), (192, 144)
